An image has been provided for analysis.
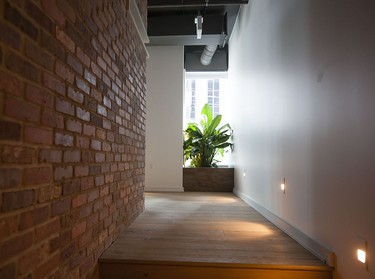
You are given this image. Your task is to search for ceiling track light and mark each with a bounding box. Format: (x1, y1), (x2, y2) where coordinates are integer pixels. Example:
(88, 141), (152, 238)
(195, 15), (203, 39)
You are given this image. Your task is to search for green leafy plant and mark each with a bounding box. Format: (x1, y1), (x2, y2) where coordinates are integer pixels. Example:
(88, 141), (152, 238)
(183, 103), (233, 167)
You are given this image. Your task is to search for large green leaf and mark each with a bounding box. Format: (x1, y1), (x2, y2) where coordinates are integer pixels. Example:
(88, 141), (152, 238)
(183, 103), (233, 167)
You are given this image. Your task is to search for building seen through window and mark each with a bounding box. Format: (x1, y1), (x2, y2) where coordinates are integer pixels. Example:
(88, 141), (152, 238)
(184, 72), (228, 128)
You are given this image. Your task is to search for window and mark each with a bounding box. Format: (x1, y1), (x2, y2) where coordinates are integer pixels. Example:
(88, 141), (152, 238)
(207, 79), (220, 117)
(184, 72), (227, 128)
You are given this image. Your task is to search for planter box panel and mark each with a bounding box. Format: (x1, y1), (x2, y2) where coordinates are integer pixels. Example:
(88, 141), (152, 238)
(183, 168), (234, 192)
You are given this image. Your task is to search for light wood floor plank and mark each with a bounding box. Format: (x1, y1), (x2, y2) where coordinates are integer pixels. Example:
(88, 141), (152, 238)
(100, 192), (332, 278)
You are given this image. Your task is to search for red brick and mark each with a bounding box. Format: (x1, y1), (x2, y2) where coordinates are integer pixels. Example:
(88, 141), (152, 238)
(95, 153), (105, 163)
(0, 120), (21, 141)
(37, 185), (58, 203)
(35, 218), (60, 243)
(91, 61), (102, 78)
(66, 119), (83, 133)
(76, 136), (90, 149)
(39, 149), (62, 163)
(51, 197), (71, 216)
(6, 50), (40, 82)
(42, 31), (65, 61)
(62, 179), (80, 196)
(56, 98), (74, 116)
(63, 150), (81, 163)
(55, 61), (74, 84)
(0, 215), (18, 240)
(56, 25), (75, 53)
(76, 77), (90, 94)
(2, 146), (35, 164)
(81, 150), (94, 164)
(18, 242), (49, 276)
(54, 166), (73, 180)
(0, 231), (33, 262)
(77, 47), (90, 67)
(4, 97), (40, 123)
(26, 1), (53, 33)
(91, 140), (101, 150)
(0, 21), (21, 49)
(78, 230), (92, 250)
(102, 142), (111, 152)
(87, 212), (98, 230)
(67, 53), (83, 75)
(26, 83), (54, 108)
(72, 220), (86, 238)
(95, 175), (104, 186)
(97, 56), (107, 71)
(97, 104), (107, 117)
(103, 119), (111, 130)
(68, 87), (84, 104)
(83, 124), (95, 136)
(50, 230), (70, 252)
(0, 69), (22, 96)
(80, 177), (94, 190)
(74, 165), (89, 177)
(76, 107), (91, 121)
(24, 126), (53, 145)
(23, 166), (52, 185)
(70, 248), (86, 269)
(19, 205), (49, 230)
(56, 0), (76, 22)
(61, 242), (77, 262)
(72, 193), (87, 208)
(42, 0), (66, 26)
(33, 252), (60, 279)
(84, 69), (97, 86)
(41, 109), (65, 129)
(26, 40), (54, 71)
(77, 107), (90, 121)
(96, 129), (106, 140)
(44, 72), (65, 95)
(79, 204), (92, 218)
(4, 1), (38, 40)
(0, 168), (20, 189)
(0, 262), (16, 279)
(1, 189), (35, 211)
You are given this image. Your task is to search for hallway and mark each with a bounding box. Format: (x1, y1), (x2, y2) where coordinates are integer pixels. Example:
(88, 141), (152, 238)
(99, 192), (332, 278)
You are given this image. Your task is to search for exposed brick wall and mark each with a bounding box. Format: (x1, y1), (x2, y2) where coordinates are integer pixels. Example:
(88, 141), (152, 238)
(0, 0), (147, 278)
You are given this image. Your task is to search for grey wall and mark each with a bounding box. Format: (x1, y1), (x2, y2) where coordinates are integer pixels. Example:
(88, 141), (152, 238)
(145, 46), (184, 192)
(228, 1), (375, 278)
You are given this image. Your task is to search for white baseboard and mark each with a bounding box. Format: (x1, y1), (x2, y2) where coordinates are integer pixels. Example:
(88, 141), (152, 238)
(145, 186), (184, 192)
(234, 189), (335, 268)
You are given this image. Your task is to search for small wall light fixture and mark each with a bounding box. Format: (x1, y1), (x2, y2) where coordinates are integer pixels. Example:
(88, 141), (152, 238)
(356, 236), (368, 270)
(357, 248), (366, 264)
(280, 178), (286, 194)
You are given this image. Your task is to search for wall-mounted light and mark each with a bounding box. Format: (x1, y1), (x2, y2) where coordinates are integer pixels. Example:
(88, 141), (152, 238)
(357, 249), (366, 264)
(195, 15), (203, 39)
(356, 236), (368, 270)
(280, 178), (286, 194)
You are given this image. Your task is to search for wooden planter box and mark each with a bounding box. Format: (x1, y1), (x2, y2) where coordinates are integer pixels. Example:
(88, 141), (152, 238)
(183, 167), (234, 192)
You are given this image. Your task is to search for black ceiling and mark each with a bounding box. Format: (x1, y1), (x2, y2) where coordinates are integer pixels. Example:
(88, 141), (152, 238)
(147, 0), (248, 46)
(147, 0), (249, 71)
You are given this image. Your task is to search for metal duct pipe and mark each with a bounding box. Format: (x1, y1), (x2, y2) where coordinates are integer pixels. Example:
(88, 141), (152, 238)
(200, 45), (218, 66)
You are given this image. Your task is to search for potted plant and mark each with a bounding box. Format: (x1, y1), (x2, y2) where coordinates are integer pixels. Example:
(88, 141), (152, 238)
(183, 103), (234, 192)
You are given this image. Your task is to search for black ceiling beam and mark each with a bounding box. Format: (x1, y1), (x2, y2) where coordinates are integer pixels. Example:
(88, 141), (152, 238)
(148, 0), (249, 8)
(148, 14), (225, 36)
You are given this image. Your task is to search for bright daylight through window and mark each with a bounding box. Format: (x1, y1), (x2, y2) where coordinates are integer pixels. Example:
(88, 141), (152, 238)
(183, 72), (231, 166)
(184, 72), (228, 128)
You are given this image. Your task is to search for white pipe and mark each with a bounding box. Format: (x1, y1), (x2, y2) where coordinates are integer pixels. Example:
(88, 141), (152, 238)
(200, 45), (217, 66)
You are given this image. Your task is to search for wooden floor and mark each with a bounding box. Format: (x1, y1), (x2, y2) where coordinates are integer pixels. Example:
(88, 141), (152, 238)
(99, 192), (332, 279)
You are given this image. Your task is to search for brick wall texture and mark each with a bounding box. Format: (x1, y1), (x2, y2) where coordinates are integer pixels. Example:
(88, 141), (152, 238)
(0, 0), (147, 278)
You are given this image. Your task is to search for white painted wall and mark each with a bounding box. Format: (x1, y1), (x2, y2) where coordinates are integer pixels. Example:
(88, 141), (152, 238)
(145, 46), (184, 192)
(228, 1), (375, 278)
